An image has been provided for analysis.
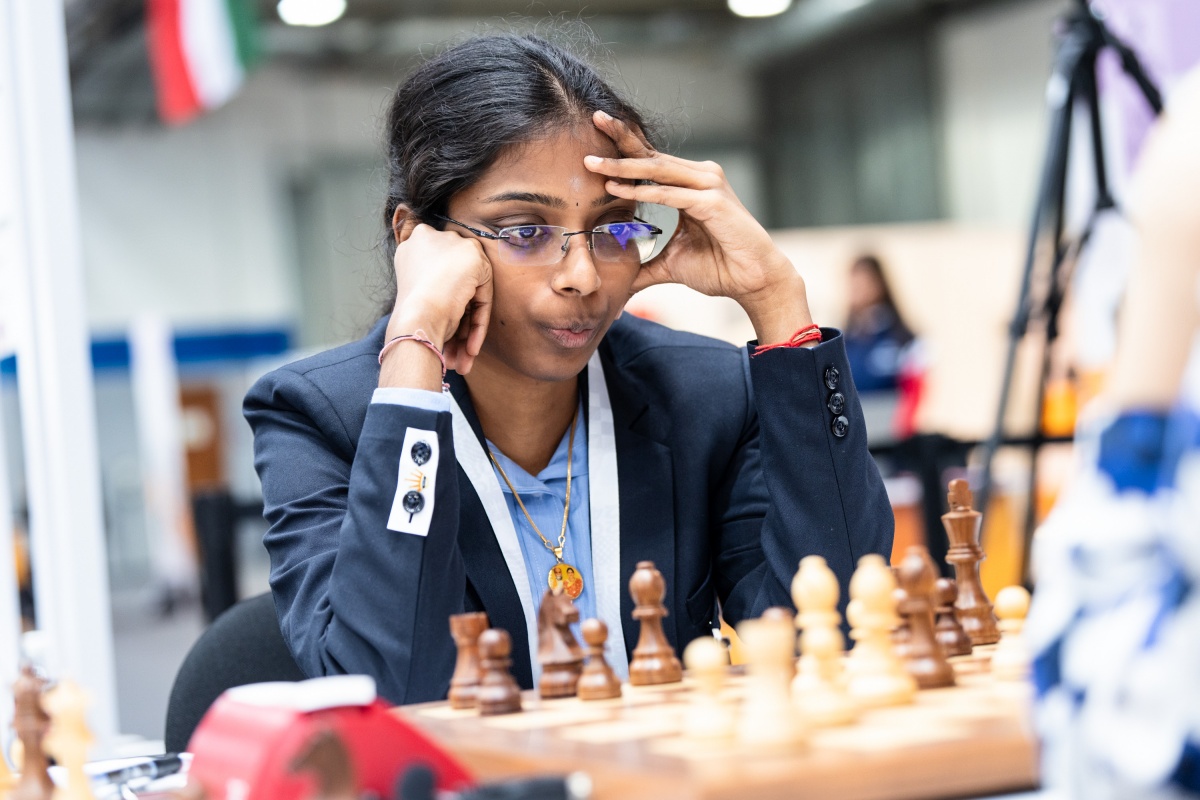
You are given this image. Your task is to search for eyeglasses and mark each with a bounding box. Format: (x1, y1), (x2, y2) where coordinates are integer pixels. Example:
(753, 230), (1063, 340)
(434, 214), (663, 266)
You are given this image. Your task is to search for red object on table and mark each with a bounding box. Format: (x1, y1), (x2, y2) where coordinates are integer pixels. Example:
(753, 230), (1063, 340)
(187, 688), (475, 800)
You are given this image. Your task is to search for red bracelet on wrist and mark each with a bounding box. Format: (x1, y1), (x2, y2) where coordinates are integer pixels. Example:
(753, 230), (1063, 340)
(753, 323), (822, 355)
(379, 329), (448, 387)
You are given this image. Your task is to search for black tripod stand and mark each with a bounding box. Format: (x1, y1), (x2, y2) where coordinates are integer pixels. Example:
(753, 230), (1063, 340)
(974, 0), (1162, 584)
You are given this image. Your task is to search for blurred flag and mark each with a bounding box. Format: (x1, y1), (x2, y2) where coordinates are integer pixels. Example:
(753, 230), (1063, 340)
(147, 0), (259, 125)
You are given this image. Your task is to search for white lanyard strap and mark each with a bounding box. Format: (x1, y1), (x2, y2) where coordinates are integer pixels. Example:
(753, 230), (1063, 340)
(450, 351), (625, 682)
(449, 395), (540, 679)
(587, 355), (627, 677)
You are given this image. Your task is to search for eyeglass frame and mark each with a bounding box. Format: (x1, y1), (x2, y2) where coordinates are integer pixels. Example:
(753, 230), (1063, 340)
(431, 213), (664, 265)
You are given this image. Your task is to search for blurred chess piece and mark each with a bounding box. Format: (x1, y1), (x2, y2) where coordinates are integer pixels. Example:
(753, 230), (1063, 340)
(895, 547), (955, 689)
(448, 612), (489, 709)
(0, 743), (15, 794)
(991, 586), (1032, 681)
(934, 578), (973, 658)
(891, 581), (912, 658)
(42, 680), (95, 800)
(942, 480), (1000, 645)
(477, 629), (523, 716)
(790, 555), (857, 726)
(682, 636), (734, 740)
(577, 619), (622, 701)
(736, 613), (806, 748)
(846, 555), (917, 707)
(12, 666), (53, 800)
(759, 607), (798, 680)
(289, 729), (357, 800)
(628, 561), (683, 686)
(537, 587), (584, 699)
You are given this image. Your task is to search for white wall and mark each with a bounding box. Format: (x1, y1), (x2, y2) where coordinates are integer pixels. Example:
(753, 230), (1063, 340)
(936, 0), (1071, 226)
(75, 64), (393, 334)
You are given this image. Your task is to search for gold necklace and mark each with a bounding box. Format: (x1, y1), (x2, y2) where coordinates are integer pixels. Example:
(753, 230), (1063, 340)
(488, 406), (584, 600)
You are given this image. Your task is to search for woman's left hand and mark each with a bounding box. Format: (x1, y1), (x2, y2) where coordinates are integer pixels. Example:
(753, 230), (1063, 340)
(585, 110), (814, 342)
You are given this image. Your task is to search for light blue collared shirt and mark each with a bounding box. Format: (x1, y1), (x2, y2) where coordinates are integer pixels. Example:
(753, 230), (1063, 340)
(486, 398), (595, 640)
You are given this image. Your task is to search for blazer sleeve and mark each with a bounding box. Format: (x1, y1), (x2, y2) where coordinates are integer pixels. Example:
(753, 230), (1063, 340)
(712, 328), (894, 623)
(243, 367), (464, 705)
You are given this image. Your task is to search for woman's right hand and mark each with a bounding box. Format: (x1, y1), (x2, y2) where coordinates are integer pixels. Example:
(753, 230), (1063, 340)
(384, 220), (493, 385)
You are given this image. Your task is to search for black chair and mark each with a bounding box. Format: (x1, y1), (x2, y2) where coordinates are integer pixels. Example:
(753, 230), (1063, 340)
(165, 592), (307, 752)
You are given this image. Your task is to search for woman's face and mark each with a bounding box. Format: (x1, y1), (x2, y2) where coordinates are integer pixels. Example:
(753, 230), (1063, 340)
(848, 262), (885, 314)
(445, 124), (640, 384)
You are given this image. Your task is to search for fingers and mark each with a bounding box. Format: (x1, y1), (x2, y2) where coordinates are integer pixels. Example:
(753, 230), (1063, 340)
(465, 281), (493, 358)
(592, 110), (654, 158)
(629, 259), (672, 295)
(602, 181), (722, 218)
(584, 153), (724, 192)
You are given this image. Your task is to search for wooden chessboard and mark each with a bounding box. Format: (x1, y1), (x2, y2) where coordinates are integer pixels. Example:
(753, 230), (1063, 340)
(397, 646), (1039, 800)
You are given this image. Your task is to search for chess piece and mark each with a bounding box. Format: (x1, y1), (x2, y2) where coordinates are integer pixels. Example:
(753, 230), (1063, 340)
(682, 636), (734, 740)
(448, 612), (489, 709)
(289, 729), (357, 800)
(628, 561), (683, 685)
(42, 680), (95, 800)
(934, 578), (973, 658)
(536, 587), (584, 699)
(890, 582), (912, 657)
(736, 615), (806, 748)
(991, 585), (1032, 681)
(577, 619), (622, 701)
(895, 547), (955, 689)
(942, 479), (1000, 645)
(476, 629), (523, 716)
(12, 666), (53, 800)
(790, 555), (857, 726)
(760, 607), (798, 679)
(845, 554), (917, 707)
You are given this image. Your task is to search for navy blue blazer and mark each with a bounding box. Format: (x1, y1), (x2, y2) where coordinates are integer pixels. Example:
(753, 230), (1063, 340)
(244, 313), (893, 705)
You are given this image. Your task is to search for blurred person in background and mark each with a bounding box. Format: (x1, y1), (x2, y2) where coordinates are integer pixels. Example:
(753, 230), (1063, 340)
(1027, 63), (1200, 799)
(843, 254), (924, 440)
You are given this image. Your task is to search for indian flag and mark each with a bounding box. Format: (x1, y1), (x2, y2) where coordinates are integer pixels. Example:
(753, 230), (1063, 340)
(147, 0), (259, 125)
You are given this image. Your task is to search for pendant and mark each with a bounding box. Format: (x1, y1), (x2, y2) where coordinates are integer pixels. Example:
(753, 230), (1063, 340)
(548, 562), (584, 600)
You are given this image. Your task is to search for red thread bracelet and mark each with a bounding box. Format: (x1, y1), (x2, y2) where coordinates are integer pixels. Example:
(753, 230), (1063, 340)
(379, 329), (447, 386)
(754, 323), (822, 355)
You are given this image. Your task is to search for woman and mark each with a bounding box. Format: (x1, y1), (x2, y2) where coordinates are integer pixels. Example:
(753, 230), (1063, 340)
(843, 254), (916, 395)
(244, 32), (893, 705)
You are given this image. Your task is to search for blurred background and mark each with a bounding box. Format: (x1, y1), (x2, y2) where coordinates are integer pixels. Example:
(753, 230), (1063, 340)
(1, 0), (1196, 752)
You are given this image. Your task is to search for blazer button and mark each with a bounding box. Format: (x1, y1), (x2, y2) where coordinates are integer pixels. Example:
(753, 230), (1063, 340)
(824, 366), (840, 391)
(410, 440), (433, 466)
(402, 490), (425, 514)
(831, 415), (849, 438)
(827, 392), (846, 416)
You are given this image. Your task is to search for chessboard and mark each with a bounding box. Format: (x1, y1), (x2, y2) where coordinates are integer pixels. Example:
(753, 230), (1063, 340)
(398, 646), (1038, 800)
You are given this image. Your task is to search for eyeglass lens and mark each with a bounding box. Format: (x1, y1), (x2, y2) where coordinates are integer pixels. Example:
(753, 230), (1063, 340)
(499, 223), (658, 265)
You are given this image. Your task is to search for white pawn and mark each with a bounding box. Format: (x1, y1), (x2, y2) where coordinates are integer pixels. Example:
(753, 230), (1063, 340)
(736, 615), (806, 749)
(682, 636), (735, 740)
(845, 554), (917, 708)
(991, 585), (1031, 681)
(791, 556), (858, 726)
(43, 680), (96, 800)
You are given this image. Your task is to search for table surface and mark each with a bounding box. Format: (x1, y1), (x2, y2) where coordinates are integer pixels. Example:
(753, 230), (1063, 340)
(400, 650), (1041, 800)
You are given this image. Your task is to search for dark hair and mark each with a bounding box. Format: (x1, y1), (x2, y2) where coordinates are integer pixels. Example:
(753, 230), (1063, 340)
(849, 254), (914, 343)
(378, 31), (655, 311)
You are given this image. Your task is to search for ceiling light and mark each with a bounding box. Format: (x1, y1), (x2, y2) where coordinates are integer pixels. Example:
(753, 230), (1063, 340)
(277, 0), (347, 27)
(728, 0), (794, 17)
